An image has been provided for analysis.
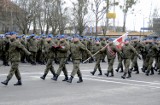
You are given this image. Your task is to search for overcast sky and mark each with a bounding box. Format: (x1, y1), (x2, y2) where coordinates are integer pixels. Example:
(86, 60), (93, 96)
(66, 0), (160, 31)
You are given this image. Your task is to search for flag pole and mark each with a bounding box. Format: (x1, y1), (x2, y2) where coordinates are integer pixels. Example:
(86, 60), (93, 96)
(82, 32), (128, 63)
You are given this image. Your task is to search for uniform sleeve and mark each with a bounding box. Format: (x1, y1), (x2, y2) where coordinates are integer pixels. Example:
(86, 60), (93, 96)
(131, 45), (139, 56)
(16, 41), (31, 55)
(59, 42), (70, 52)
(80, 43), (92, 57)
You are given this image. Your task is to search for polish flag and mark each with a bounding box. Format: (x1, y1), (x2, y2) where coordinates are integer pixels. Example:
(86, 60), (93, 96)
(113, 32), (128, 49)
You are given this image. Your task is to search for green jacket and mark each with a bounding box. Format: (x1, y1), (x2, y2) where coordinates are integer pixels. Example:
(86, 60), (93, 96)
(27, 38), (38, 52)
(122, 43), (139, 59)
(92, 43), (103, 59)
(9, 38), (31, 62)
(57, 40), (70, 58)
(70, 41), (92, 60)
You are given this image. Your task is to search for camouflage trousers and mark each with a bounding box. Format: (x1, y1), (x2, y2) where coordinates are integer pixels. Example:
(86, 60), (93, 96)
(123, 59), (130, 73)
(7, 62), (21, 80)
(94, 58), (102, 71)
(56, 58), (68, 76)
(107, 58), (115, 72)
(44, 59), (55, 75)
(71, 60), (82, 77)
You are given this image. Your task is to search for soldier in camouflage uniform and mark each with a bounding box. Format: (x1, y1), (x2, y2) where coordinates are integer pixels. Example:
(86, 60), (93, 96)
(27, 34), (38, 65)
(121, 39), (141, 79)
(1, 32), (31, 86)
(130, 37), (144, 74)
(101, 37), (107, 62)
(52, 35), (70, 81)
(145, 38), (159, 76)
(101, 38), (122, 77)
(67, 35), (93, 83)
(90, 39), (103, 75)
(0, 35), (3, 60)
(40, 34), (56, 80)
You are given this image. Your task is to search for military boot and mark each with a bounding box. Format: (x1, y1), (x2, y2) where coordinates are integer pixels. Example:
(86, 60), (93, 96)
(67, 76), (73, 83)
(90, 69), (96, 75)
(1, 78), (10, 86)
(145, 70), (149, 76)
(126, 71), (131, 78)
(120, 66), (124, 73)
(62, 75), (68, 81)
(77, 77), (83, 83)
(98, 69), (102, 76)
(40, 74), (47, 80)
(150, 67), (154, 75)
(50, 69), (56, 78)
(121, 73), (127, 79)
(115, 67), (120, 72)
(104, 71), (109, 77)
(51, 74), (58, 81)
(14, 80), (22, 86)
(109, 70), (114, 77)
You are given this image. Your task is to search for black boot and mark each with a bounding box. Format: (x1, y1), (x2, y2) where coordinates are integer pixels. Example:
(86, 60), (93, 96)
(14, 80), (22, 86)
(120, 65), (124, 73)
(50, 69), (56, 78)
(1, 79), (10, 86)
(115, 66), (120, 72)
(77, 77), (83, 83)
(145, 70), (149, 76)
(126, 72), (131, 78)
(104, 71), (109, 77)
(98, 70), (102, 76)
(109, 71), (114, 77)
(67, 76), (73, 83)
(90, 69), (96, 75)
(51, 74), (58, 81)
(150, 67), (154, 75)
(121, 73), (127, 79)
(62, 75), (68, 81)
(40, 74), (47, 80)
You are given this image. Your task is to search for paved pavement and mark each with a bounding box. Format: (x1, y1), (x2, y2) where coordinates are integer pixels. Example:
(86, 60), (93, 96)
(0, 60), (160, 105)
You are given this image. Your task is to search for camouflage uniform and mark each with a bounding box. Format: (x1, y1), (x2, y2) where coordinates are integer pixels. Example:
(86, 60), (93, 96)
(1, 38), (31, 86)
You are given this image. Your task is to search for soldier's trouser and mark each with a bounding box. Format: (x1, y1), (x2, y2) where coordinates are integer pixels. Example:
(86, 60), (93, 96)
(71, 60), (82, 77)
(117, 55), (123, 69)
(107, 58), (115, 72)
(30, 52), (37, 63)
(146, 57), (154, 73)
(56, 58), (68, 76)
(94, 58), (101, 71)
(7, 62), (21, 80)
(123, 59), (130, 73)
(131, 56), (138, 69)
(3, 51), (9, 64)
(44, 59), (55, 75)
(157, 56), (160, 69)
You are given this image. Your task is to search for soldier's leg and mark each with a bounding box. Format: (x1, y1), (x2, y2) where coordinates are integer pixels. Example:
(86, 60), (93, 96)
(14, 66), (22, 86)
(90, 58), (100, 75)
(77, 68), (83, 83)
(98, 62), (102, 75)
(1, 62), (18, 85)
(146, 57), (154, 76)
(121, 59), (130, 79)
(105, 59), (114, 77)
(52, 58), (65, 81)
(41, 59), (54, 80)
(62, 63), (68, 81)
(67, 60), (80, 83)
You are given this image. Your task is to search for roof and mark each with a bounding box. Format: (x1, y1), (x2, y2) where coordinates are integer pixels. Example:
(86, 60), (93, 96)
(98, 32), (154, 36)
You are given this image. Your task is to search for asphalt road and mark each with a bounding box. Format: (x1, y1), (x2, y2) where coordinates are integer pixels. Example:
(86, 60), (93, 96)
(0, 60), (160, 105)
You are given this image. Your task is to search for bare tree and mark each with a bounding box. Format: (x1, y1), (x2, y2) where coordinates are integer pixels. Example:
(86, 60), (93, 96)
(71, 0), (89, 36)
(120, 0), (138, 32)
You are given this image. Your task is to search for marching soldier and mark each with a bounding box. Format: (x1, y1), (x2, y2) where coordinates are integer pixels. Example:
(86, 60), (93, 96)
(67, 35), (93, 83)
(52, 35), (70, 81)
(1, 32), (31, 86)
(90, 39), (103, 75)
(145, 38), (159, 76)
(101, 38), (122, 77)
(121, 39), (141, 79)
(40, 34), (56, 80)
(27, 34), (38, 65)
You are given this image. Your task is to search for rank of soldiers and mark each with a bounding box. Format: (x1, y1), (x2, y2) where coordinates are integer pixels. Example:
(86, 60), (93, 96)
(0, 32), (160, 86)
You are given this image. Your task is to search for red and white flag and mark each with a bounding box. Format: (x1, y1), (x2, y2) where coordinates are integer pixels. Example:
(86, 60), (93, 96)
(113, 32), (128, 49)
